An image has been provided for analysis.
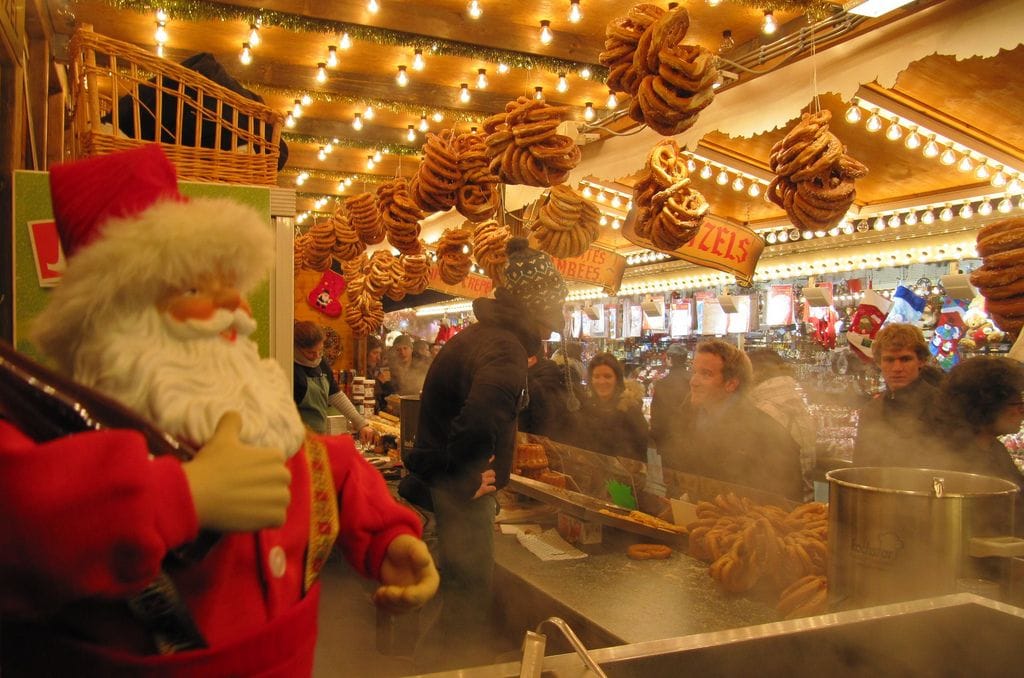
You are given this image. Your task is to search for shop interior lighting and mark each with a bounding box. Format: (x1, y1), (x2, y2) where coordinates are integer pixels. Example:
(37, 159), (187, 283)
(396, 65), (409, 87)
(568, 0), (582, 23)
(845, 0), (915, 18)
(683, 150), (771, 196)
(352, 112), (363, 130)
(292, 99), (303, 118)
(367, 0), (380, 14)
(295, 171), (309, 186)
(154, 20), (168, 45)
(339, 32), (352, 49)
(284, 112), (296, 128)
(476, 68), (488, 89)
(460, 83), (471, 103)
(467, 1), (483, 19)
(301, 94), (313, 106)
(327, 46), (338, 68)
(584, 102), (595, 121)
(418, 114), (429, 132)
(363, 105), (375, 120)
(497, 62), (510, 74)
(366, 155), (376, 170)
(606, 89), (618, 109)
(539, 20), (554, 45)
(556, 73), (569, 93)
(406, 125), (416, 142)
(373, 149), (383, 163)
(317, 146), (327, 161)
(851, 90), (1024, 190)
(762, 11), (777, 35)
(239, 43), (252, 65)
(534, 86), (544, 100)
(247, 23), (261, 47)
(316, 63), (328, 83)
(579, 66), (592, 79)
(413, 49), (426, 71)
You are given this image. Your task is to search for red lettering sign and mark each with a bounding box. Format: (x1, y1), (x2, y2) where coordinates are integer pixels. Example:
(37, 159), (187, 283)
(28, 220), (66, 287)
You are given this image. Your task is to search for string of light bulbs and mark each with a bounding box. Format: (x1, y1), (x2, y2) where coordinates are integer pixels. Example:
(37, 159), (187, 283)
(683, 150), (770, 198)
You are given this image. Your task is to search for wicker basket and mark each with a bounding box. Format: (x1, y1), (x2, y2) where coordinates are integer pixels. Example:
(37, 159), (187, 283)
(68, 27), (283, 185)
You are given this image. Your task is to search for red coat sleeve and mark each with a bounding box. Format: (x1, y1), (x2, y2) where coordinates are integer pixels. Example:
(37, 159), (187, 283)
(323, 435), (423, 580)
(0, 422), (198, 616)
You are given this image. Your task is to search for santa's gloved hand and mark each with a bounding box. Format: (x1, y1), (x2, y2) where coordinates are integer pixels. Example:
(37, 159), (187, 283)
(182, 411), (292, 532)
(372, 534), (440, 613)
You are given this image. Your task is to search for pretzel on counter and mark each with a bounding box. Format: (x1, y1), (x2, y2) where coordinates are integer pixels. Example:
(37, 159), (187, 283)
(436, 227), (474, 285)
(532, 184), (601, 259)
(345, 192), (386, 245)
(472, 219), (511, 286)
(377, 178), (425, 255)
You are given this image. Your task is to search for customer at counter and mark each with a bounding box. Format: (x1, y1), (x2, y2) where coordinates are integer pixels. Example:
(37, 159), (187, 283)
(929, 357), (1024, 508)
(852, 323), (939, 468)
(661, 340), (804, 502)
(400, 238), (568, 671)
(519, 347), (577, 444)
(573, 352), (649, 462)
(650, 343), (690, 454)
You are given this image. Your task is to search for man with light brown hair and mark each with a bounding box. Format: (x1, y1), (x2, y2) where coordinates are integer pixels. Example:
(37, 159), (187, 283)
(662, 339), (803, 501)
(853, 322), (939, 467)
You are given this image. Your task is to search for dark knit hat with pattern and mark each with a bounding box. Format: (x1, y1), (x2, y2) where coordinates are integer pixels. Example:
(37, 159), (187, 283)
(499, 238), (568, 333)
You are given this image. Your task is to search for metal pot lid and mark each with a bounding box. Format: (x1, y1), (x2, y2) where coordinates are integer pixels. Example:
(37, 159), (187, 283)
(826, 466), (1019, 498)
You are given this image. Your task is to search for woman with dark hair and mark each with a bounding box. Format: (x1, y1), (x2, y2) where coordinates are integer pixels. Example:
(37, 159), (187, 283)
(573, 352), (649, 461)
(931, 357), (1024, 487)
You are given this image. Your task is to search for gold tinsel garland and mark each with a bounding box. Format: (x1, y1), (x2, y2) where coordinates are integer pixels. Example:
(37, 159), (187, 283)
(737, 0), (836, 22)
(285, 168), (398, 186)
(283, 134), (423, 157)
(97, 0), (606, 80)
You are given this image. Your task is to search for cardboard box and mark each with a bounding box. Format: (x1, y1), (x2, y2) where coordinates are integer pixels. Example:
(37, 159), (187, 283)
(669, 498), (698, 527)
(557, 513), (603, 545)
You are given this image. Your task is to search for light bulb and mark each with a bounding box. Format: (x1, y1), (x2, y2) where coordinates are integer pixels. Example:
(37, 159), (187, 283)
(301, 94), (312, 106)
(991, 168), (1008, 187)
(432, 111), (444, 123)
(476, 68), (488, 89)
(467, 0), (482, 19)
(957, 154), (974, 173)
(959, 203), (973, 219)
(316, 63), (328, 83)
(373, 150), (382, 162)
(338, 181), (346, 192)
(719, 29), (736, 53)
(803, 230), (814, 240)
(327, 46), (338, 68)
(762, 10), (777, 35)
(366, 155), (375, 170)
(747, 183), (761, 198)
(364, 105), (375, 120)
(844, 103), (862, 124)
(904, 128), (922, 150)
(611, 194), (622, 208)
(539, 20), (553, 44)
(599, 215), (608, 226)
(239, 43), (252, 65)
(459, 83), (470, 103)
(921, 210), (935, 224)
(606, 89), (618, 109)
(865, 112), (883, 133)
(778, 231), (789, 243)
(407, 125), (416, 142)
(345, 177), (353, 186)
(396, 65), (408, 86)
(887, 214), (901, 228)
(1009, 178), (1022, 194)
(700, 164), (712, 180)
(581, 185), (592, 198)
(318, 146), (326, 161)
(939, 147), (958, 166)
(556, 73), (568, 93)
(731, 176), (745, 192)
(975, 163), (991, 180)
(418, 114), (429, 132)
(583, 102), (595, 121)
(579, 66), (591, 80)
(904, 211), (918, 225)
(155, 9), (168, 21)
(292, 100), (303, 117)
(872, 217), (885, 231)
(284, 112), (296, 128)
(999, 197), (1013, 213)
(939, 205), (954, 221)
(569, 0), (582, 23)
(978, 200), (993, 216)
(352, 113), (363, 130)
(611, 219), (621, 230)
(766, 232), (778, 244)
(534, 86), (544, 100)
(716, 169), (729, 185)
(884, 121), (903, 141)
(248, 24), (260, 48)
(413, 49), (425, 71)
(708, 0), (723, 8)
(156, 44), (165, 58)
(340, 32), (352, 49)
(922, 137), (940, 158)
(497, 62), (510, 74)
(596, 191), (606, 202)
(367, 0), (380, 14)
(154, 21), (168, 44)
(296, 172), (308, 186)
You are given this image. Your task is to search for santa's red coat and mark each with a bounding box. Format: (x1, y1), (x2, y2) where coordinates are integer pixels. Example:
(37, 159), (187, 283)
(0, 421), (421, 677)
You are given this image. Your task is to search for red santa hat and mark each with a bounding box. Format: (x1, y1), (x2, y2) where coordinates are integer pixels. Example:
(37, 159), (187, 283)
(33, 145), (275, 368)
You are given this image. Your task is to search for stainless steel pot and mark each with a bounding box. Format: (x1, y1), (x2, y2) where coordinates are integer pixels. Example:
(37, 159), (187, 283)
(827, 467), (1020, 610)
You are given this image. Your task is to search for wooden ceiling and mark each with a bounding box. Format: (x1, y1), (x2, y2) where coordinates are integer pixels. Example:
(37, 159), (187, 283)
(47, 0), (1024, 259)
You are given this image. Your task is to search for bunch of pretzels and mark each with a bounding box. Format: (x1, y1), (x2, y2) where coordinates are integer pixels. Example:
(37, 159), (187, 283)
(454, 131), (501, 222)
(970, 217), (1024, 339)
(435, 227), (474, 285)
(633, 139), (708, 250)
(342, 274), (385, 337)
(767, 110), (868, 232)
(302, 217), (336, 271)
(600, 4), (718, 136)
(687, 493), (829, 620)
(345, 192), (386, 245)
(331, 211), (366, 263)
(483, 96), (581, 188)
(472, 219), (511, 286)
(377, 178), (425, 255)
(532, 184), (601, 259)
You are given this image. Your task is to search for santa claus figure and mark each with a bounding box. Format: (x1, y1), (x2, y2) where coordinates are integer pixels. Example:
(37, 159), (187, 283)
(0, 145), (437, 676)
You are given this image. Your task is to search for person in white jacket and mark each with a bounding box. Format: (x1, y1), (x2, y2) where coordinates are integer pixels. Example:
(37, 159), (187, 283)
(747, 349), (818, 502)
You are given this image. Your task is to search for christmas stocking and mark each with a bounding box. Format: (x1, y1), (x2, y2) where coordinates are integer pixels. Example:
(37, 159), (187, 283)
(883, 285), (926, 325)
(307, 269), (346, 318)
(847, 290), (891, 363)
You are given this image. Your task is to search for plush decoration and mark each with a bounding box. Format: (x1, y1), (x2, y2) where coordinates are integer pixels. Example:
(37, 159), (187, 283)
(307, 269), (346, 318)
(846, 290), (891, 364)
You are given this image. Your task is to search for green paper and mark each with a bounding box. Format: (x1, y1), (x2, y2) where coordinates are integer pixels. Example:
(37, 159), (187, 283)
(606, 480), (637, 510)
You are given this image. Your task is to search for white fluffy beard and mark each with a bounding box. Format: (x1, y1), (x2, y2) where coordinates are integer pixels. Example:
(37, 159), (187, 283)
(71, 306), (307, 457)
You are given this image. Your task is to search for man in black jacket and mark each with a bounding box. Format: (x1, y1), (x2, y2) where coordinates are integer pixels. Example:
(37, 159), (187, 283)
(650, 343), (690, 453)
(401, 238), (567, 670)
